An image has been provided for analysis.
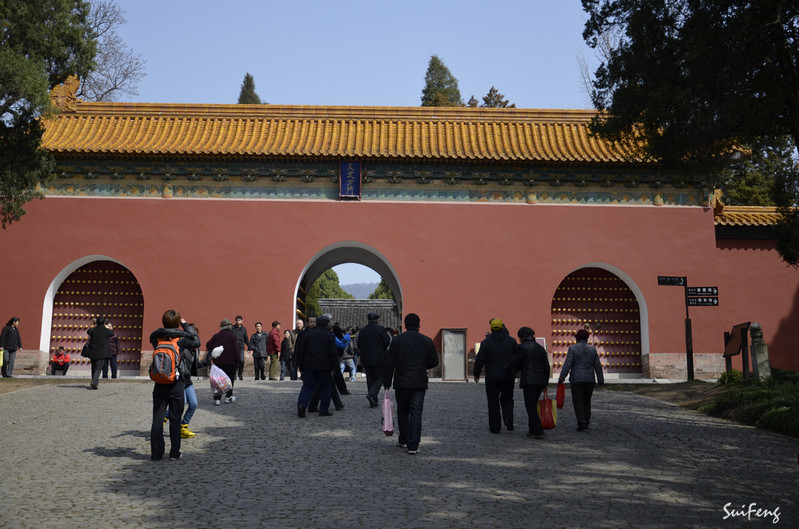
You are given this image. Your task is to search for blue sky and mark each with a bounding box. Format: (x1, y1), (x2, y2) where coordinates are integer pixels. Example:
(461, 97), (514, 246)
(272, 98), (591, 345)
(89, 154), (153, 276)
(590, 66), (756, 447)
(113, 1), (597, 284)
(115, 0), (596, 109)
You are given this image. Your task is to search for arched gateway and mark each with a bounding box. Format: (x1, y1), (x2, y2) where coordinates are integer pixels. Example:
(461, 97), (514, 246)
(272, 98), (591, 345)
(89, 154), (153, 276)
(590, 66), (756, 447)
(1, 78), (797, 378)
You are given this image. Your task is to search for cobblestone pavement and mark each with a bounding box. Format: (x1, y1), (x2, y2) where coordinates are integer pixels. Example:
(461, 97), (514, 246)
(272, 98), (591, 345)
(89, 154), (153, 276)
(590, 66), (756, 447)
(1, 377), (796, 529)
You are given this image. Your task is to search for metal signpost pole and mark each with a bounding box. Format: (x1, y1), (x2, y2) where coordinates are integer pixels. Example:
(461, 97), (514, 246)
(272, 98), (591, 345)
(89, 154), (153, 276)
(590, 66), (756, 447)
(684, 283), (694, 381)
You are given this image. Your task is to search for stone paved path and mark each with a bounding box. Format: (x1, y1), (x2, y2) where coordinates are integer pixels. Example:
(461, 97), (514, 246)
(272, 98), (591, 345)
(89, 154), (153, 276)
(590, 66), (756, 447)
(1, 378), (796, 528)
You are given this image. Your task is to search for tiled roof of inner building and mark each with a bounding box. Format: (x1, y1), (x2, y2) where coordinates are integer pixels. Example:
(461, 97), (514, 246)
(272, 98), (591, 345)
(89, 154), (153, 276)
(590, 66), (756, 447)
(714, 206), (779, 227)
(41, 102), (649, 164)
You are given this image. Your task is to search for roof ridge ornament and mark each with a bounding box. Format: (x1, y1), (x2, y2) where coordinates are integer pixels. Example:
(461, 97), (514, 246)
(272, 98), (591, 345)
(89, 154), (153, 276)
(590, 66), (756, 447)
(710, 188), (724, 216)
(49, 75), (80, 112)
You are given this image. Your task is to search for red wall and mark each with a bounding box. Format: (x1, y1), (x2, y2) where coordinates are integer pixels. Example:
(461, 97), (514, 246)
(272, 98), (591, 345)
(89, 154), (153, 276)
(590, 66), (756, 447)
(1, 195), (796, 373)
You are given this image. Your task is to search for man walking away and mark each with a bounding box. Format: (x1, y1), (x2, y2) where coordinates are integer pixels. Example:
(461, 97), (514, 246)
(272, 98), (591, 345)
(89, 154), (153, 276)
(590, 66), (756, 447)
(357, 312), (391, 407)
(384, 313), (439, 455)
(474, 318), (517, 433)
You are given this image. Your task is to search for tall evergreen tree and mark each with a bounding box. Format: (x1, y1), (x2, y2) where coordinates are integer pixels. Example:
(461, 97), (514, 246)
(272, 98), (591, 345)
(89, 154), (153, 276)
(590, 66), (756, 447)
(420, 55), (462, 107)
(582, 0), (799, 264)
(368, 279), (395, 301)
(305, 269), (353, 316)
(719, 137), (797, 207)
(481, 86), (515, 108)
(1, 0), (97, 227)
(237, 72), (262, 104)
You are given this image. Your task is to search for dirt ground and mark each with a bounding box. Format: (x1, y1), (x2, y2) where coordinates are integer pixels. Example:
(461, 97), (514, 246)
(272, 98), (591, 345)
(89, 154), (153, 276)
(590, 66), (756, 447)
(604, 380), (726, 410)
(0, 378), (726, 409)
(0, 377), (144, 395)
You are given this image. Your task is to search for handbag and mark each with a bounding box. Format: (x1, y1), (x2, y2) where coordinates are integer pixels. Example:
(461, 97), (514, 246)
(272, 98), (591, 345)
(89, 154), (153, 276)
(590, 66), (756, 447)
(556, 382), (565, 409)
(209, 364), (233, 395)
(382, 388), (394, 436)
(80, 343), (92, 358)
(537, 388), (558, 430)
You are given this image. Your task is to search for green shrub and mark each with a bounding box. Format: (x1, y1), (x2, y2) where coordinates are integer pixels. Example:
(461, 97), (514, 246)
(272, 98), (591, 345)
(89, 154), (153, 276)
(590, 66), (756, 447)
(704, 372), (799, 438)
(718, 369), (743, 385)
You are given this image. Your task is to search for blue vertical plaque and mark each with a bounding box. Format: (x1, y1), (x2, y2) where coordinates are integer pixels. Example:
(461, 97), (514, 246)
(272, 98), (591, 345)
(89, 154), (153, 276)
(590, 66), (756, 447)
(339, 161), (361, 199)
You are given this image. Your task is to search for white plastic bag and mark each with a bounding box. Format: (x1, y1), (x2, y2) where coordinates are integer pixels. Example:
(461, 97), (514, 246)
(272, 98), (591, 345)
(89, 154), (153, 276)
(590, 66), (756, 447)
(209, 364), (232, 395)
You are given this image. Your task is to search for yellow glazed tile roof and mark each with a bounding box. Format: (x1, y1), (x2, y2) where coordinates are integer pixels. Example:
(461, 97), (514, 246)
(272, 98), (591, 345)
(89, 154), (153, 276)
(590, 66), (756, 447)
(714, 206), (779, 227)
(42, 102), (647, 164)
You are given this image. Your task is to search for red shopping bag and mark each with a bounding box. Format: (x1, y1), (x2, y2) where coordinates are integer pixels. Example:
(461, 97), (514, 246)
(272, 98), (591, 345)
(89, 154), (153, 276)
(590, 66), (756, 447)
(537, 388), (558, 430)
(556, 382), (565, 409)
(382, 388), (394, 436)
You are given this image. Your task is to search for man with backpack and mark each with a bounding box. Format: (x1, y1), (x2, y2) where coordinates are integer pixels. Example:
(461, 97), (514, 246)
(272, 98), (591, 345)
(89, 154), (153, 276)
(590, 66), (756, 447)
(148, 309), (200, 462)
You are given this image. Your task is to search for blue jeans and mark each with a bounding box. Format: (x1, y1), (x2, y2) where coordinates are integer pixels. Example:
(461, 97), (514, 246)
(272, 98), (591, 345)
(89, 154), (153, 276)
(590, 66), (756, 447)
(297, 369), (332, 413)
(182, 383), (197, 424)
(340, 358), (356, 378)
(394, 388), (426, 451)
(165, 382), (196, 424)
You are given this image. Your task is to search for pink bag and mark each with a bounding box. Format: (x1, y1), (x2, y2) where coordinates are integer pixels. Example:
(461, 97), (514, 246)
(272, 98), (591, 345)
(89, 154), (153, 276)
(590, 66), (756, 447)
(382, 388), (394, 436)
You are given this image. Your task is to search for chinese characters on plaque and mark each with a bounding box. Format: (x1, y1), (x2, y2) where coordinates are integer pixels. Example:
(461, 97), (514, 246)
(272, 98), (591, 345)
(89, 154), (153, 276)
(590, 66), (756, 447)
(339, 161), (361, 200)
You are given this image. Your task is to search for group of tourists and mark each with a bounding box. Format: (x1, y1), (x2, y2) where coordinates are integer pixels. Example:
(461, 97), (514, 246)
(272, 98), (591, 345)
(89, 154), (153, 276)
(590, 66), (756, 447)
(474, 319), (604, 439)
(3, 310), (603, 461)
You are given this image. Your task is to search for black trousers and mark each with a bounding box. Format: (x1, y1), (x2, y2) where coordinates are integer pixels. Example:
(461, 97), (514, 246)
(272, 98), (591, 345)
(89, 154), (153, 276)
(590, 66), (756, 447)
(484, 378), (515, 433)
(394, 388), (426, 451)
(522, 384), (546, 436)
(310, 374), (343, 409)
(569, 381), (596, 427)
(253, 356), (266, 380)
(151, 381), (184, 460)
(364, 365), (383, 403)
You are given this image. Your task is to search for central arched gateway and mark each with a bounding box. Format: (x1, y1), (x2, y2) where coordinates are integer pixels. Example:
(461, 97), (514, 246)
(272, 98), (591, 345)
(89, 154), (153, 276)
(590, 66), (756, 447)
(294, 241), (402, 321)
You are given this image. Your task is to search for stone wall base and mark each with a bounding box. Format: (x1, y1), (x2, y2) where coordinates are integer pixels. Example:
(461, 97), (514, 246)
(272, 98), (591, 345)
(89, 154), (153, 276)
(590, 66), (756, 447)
(644, 352), (724, 380)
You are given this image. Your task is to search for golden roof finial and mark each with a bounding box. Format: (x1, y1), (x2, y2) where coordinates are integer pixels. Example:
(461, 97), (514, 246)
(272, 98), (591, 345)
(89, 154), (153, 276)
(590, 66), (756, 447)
(49, 75), (80, 112)
(710, 188), (724, 216)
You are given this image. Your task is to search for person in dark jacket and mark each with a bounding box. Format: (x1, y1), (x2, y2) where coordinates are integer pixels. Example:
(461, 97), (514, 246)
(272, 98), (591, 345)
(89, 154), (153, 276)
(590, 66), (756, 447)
(87, 317), (115, 390)
(506, 327), (551, 439)
(206, 319), (240, 405)
(280, 329), (293, 381)
(250, 322), (268, 380)
(295, 314), (338, 417)
(148, 309), (200, 461)
(232, 315), (250, 381)
(559, 328), (604, 431)
(357, 312), (391, 407)
(474, 318), (517, 433)
(102, 320), (120, 379)
(1, 317), (22, 377)
(384, 313), (439, 455)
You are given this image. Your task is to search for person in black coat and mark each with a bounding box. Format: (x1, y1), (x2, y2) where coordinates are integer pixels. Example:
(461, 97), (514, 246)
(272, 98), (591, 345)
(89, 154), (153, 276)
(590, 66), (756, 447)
(295, 315), (338, 417)
(87, 317), (115, 390)
(506, 327), (551, 439)
(357, 312), (391, 407)
(474, 318), (517, 433)
(384, 313), (439, 455)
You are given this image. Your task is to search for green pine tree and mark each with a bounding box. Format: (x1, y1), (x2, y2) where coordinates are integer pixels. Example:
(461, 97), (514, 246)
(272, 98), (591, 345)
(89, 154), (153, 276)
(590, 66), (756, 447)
(305, 269), (354, 316)
(481, 86), (515, 108)
(368, 279), (395, 300)
(420, 55), (463, 107)
(237, 73), (262, 104)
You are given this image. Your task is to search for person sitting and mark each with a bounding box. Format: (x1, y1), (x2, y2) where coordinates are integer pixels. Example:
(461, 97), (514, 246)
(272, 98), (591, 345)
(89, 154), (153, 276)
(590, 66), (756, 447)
(50, 346), (71, 375)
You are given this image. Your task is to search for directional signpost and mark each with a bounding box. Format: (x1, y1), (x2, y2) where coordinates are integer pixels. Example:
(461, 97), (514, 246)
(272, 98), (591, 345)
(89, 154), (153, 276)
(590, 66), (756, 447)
(658, 276), (720, 381)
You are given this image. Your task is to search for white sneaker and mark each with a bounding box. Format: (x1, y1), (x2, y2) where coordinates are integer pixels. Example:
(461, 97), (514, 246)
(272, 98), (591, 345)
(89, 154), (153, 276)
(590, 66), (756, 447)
(214, 400), (221, 406)
(225, 396), (236, 403)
